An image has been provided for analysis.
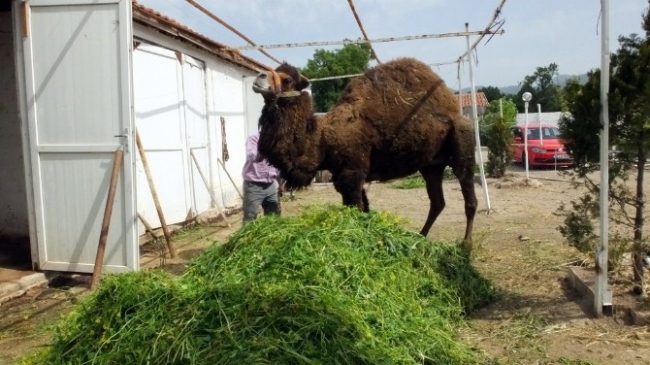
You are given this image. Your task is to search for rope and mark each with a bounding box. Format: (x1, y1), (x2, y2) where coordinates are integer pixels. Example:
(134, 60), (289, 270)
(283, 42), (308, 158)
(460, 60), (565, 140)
(221, 116), (229, 162)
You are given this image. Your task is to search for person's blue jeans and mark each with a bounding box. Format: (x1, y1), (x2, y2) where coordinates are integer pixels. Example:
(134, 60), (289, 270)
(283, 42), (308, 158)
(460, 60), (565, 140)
(242, 180), (280, 224)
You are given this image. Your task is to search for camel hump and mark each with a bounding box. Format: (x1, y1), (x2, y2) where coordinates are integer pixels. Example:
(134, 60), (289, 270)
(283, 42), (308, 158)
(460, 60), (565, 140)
(335, 58), (459, 132)
(360, 58), (442, 89)
(349, 58), (456, 111)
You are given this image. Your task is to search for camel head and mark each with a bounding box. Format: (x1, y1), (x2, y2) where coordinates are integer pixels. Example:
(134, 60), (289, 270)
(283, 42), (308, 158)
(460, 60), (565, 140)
(252, 63), (310, 101)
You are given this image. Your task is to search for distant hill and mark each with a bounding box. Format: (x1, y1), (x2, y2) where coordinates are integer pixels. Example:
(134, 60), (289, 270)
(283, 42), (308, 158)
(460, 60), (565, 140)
(460, 73), (589, 95)
(498, 84), (520, 95)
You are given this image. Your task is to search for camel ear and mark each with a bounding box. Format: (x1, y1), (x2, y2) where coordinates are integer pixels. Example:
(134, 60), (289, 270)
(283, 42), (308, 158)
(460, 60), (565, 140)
(296, 75), (310, 91)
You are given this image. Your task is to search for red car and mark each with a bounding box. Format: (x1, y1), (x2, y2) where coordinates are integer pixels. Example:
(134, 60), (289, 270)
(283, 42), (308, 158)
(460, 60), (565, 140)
(511, 124), (573, 167)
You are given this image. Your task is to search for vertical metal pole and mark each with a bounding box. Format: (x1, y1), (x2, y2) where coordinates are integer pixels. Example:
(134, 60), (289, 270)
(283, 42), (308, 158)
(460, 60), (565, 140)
(457, 61), (463, 115)
(466, 23), (491, 212)
(595, 0), (611, 318)
(205, 71), (220, 209)
(499, 99), (503, 118)
(524, 102), (530, 180)
(538, 104), (543, 145)
(177, 53), (198, 218)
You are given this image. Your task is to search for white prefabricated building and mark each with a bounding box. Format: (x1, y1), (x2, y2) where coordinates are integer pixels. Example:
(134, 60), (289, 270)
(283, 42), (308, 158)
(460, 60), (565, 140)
(0, 0), (267, 274)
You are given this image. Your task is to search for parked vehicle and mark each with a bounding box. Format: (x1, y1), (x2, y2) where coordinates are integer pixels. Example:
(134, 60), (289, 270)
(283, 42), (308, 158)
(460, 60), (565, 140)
(511, 124), (573, 167)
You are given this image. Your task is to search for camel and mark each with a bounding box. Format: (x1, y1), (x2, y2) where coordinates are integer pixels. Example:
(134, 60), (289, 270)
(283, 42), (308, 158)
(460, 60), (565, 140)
(252, 58), (478, 244)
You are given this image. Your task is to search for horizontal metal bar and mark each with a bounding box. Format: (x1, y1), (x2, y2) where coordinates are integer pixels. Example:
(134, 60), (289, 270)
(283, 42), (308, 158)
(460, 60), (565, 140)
(37, 145), (191, 153)
(234, 30), (505, 50)
(309, 60), (460, 82)
(30, 0), (119, 6)
(37, 144), (120, 153)
(137, 147), (185, 152)
(310, 73), (364, 82)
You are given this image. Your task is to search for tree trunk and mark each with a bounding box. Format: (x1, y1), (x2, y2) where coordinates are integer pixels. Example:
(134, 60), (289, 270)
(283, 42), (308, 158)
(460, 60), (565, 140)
(632, 142), (646, 295)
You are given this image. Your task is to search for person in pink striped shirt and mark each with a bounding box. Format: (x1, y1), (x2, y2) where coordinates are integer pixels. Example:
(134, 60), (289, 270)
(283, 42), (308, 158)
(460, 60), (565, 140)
(241, 131), (281, 224)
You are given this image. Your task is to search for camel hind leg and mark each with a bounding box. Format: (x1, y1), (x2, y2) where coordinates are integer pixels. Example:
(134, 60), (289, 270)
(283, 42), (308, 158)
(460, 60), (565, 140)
(449, 118), (478, 246)
(451, 160), (477, 246)
(419, 164), (447, 237)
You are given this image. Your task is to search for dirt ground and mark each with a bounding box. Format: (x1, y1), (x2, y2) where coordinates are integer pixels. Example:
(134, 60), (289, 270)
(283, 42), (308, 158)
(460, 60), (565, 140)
(1, 165), (650, 365)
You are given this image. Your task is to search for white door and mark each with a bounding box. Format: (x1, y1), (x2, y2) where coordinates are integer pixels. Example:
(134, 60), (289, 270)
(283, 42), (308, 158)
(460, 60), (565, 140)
(133, 45), (192, 226)
(20, 0), (137, 273)
(183, 56), (211, 216)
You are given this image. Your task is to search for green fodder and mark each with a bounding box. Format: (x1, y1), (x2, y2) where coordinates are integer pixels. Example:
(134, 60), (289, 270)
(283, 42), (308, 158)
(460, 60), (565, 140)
(393, 174), (427, 189)
(392, 169), (459, 189)
(24, 206), (495, 365)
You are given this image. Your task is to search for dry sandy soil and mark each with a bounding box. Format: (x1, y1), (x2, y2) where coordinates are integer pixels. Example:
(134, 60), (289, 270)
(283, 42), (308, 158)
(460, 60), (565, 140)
(1, 165), (649, 365)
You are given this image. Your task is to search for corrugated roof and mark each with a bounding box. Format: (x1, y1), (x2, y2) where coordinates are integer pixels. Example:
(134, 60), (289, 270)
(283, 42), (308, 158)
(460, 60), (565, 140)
(455, 92), (489, 107)
(132, 1), (270, 73)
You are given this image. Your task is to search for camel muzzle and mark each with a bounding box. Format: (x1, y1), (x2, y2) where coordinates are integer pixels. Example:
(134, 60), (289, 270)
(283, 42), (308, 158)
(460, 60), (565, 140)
(252, 71), (283, 95)
(252, 72), (272, 94)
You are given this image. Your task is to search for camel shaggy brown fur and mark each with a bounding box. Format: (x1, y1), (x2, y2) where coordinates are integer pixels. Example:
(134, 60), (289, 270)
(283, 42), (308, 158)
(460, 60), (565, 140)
(252, 58), (477, 244)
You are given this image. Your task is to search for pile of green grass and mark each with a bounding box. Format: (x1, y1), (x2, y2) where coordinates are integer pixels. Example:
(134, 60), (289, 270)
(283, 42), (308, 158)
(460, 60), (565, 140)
(22, 206), (495, 365)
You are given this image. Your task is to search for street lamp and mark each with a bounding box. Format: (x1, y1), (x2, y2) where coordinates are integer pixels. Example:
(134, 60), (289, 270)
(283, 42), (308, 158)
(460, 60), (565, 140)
(522, 92), (533, 180)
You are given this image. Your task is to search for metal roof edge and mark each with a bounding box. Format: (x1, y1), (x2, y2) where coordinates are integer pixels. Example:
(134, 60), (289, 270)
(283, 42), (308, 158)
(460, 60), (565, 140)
(131, 1), (271, 73)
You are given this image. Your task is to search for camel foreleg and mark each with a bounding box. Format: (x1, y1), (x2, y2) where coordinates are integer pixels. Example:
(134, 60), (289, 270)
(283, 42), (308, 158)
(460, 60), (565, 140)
(333, 170), (367, 212)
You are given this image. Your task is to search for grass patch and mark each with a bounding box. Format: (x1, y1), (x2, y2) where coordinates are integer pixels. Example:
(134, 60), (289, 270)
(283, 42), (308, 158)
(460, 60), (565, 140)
(557, 358), (596, 365)
(393, 174), (427, 189)
(491, 310), (553, 340)
(392, 167), (470, 189)
(21, 206), (495, 365)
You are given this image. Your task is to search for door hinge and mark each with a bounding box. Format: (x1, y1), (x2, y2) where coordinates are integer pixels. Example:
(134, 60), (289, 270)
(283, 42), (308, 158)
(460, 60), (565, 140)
(114, 128), (130, 153)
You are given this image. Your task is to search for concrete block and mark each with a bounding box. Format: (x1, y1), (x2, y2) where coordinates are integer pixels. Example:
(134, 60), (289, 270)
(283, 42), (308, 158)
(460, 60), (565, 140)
(567, 266), (595, 302)
(0, 282), (21, 299)
(628, 308), (649, 326)
(19, 273), (48, 289)
(0, 272), (48, 305)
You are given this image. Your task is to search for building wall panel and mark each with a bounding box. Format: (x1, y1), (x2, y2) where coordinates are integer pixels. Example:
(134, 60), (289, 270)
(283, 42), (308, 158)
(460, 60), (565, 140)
(208, 61), (249, 209)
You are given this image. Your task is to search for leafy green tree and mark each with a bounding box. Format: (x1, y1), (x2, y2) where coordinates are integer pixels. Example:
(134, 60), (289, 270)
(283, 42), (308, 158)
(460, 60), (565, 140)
(513, 63), (563, 113)
(300, 43), (372, 112)
(478, 86), (504, 102)
(482, 99), (517, 177)
(556, 7), (650, 293)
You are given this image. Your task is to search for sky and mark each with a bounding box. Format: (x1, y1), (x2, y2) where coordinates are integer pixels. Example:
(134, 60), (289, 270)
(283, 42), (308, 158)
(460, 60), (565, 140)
(137, 0), (649, 89)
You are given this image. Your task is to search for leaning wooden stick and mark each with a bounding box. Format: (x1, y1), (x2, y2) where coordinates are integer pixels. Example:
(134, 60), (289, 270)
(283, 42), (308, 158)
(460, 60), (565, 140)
(217, 158), (244, 200)
(90, 148), (124, 290)
(137, 212), (160, 240)
(135, 130), (176, 258)
(190, 150), (231, 226)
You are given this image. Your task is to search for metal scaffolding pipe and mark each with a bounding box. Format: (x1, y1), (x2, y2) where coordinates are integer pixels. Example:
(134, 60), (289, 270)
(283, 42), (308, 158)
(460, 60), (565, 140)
(234, 30), (504, 50)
